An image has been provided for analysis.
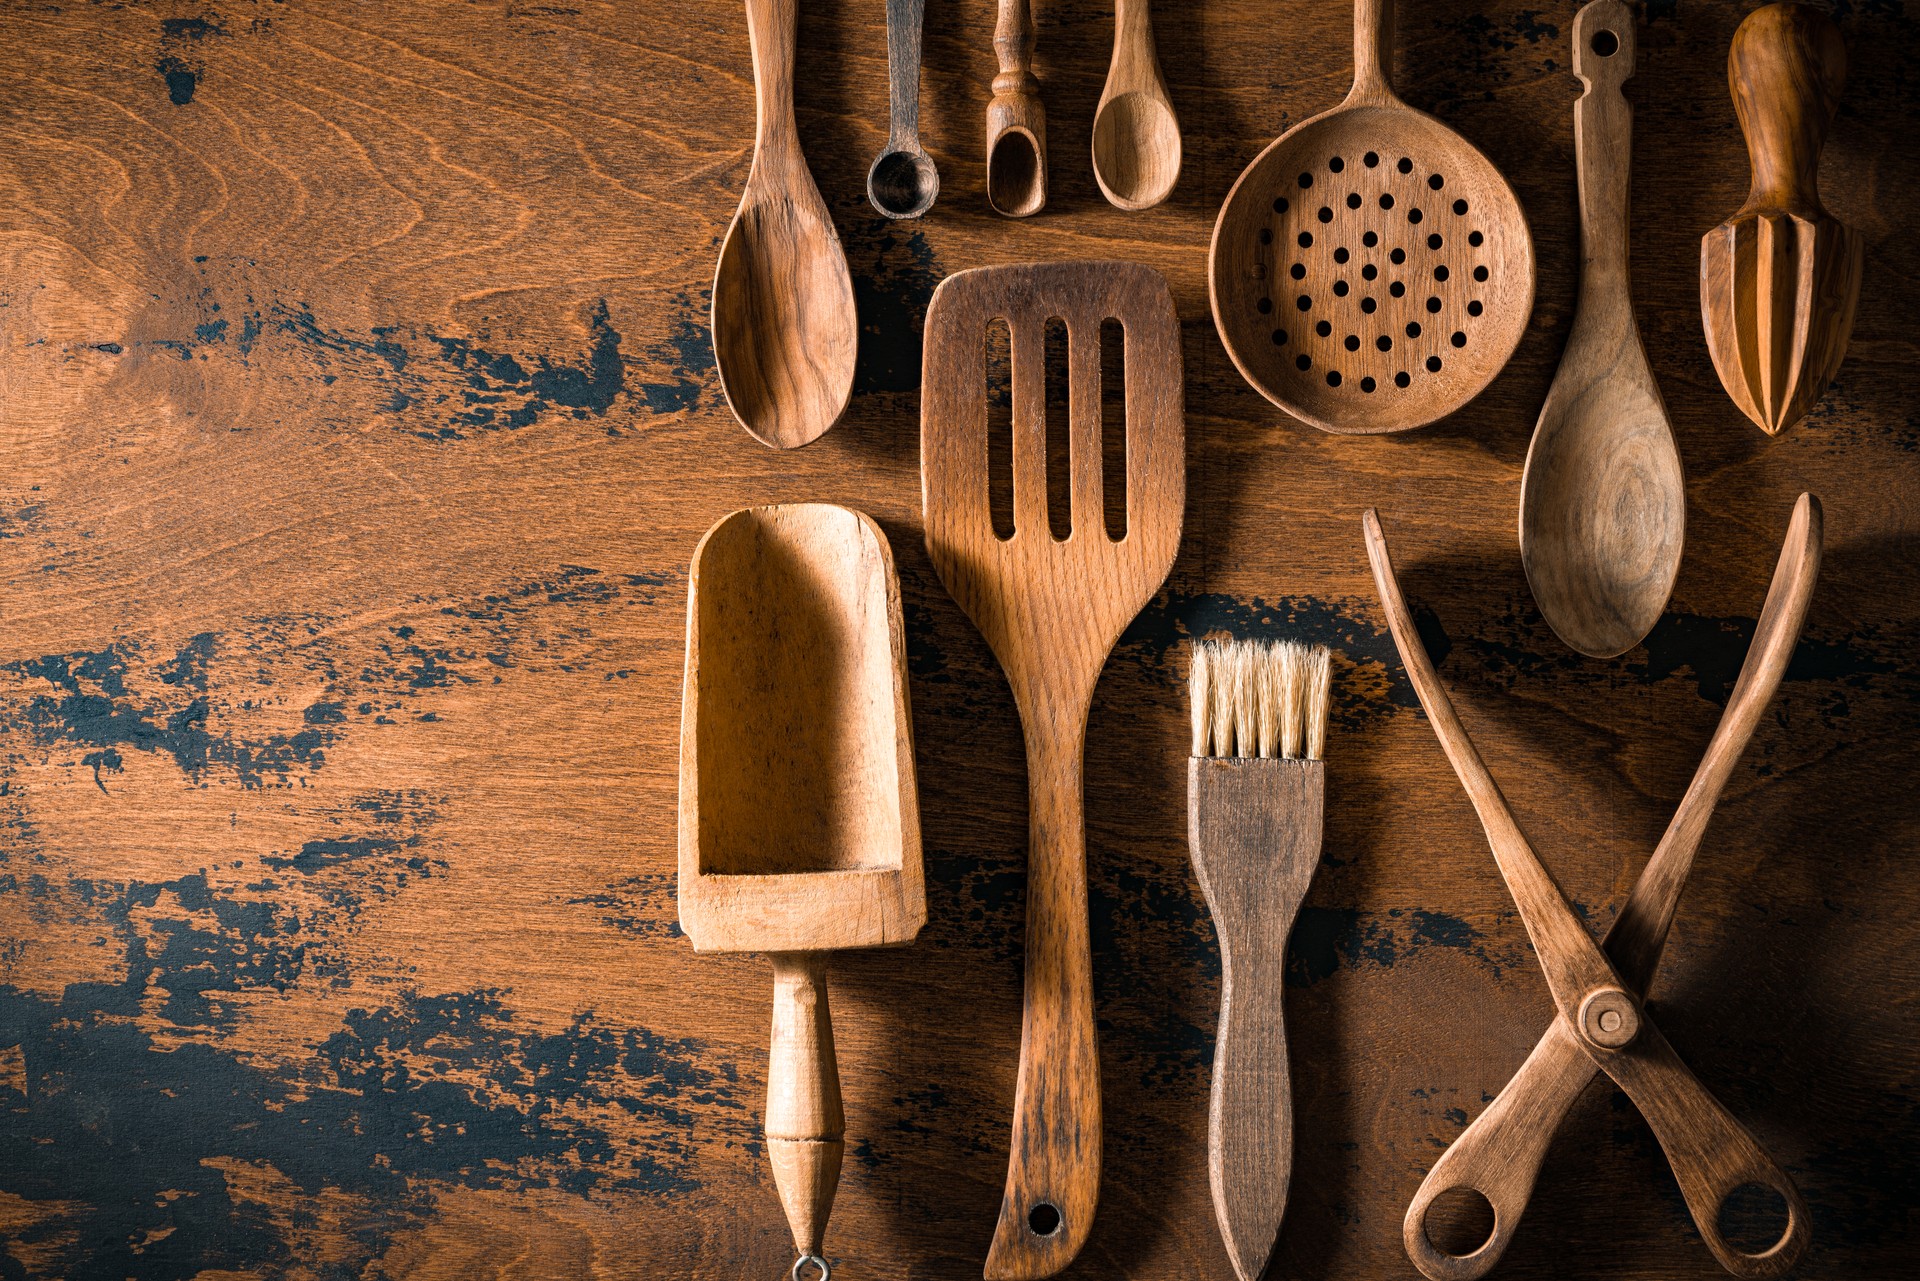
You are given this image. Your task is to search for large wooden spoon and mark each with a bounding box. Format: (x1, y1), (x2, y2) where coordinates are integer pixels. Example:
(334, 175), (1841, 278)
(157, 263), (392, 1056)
(711, 0), (858, 449)
(1520, 1), (1683, 657)
(1092, 0), (1181, 210)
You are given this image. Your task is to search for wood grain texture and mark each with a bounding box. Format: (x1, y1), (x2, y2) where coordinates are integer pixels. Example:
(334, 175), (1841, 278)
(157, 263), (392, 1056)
(986, 0), (1047, 217)
(922, 261), (1184, 1278)
(1208, 0), (1538, 433)
(0, 2), (1915, 1279)
(1520, 0), (1684, 660)
(866, 0), (939, 220)
(1700, 2), (1864, 437)
(712, 0), (859, 446)
(1187, 756), (1325, 1281)
(1091, 0), (1181, 212)
(1370, 501), (1817, 1280)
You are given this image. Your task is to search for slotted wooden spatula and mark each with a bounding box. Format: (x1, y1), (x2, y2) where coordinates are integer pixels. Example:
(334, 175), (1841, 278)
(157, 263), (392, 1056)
(922, 261), (1185, 1279)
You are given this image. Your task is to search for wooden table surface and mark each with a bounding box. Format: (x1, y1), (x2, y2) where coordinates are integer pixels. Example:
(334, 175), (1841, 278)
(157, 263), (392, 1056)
(1, 1), (1915, 1278)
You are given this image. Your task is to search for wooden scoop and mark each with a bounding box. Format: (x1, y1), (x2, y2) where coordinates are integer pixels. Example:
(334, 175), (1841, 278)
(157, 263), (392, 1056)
(922, 262), (1184, 1278)
(1520, 1), (1684, 658)
(986, 0), (1047, 217)
(1092, 0), (1182, 211)
(711, 0), (858, 448)
(678, 504), (924, 1279)
(1210, 0), (1535, 433)
(1702, 2), (1863, 437)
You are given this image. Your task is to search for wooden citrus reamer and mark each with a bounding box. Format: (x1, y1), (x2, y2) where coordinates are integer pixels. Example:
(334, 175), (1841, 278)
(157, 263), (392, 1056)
(678, 504), (925, 1281)
(922, 262), (1184, 1279)
(1368, 497), (1821, 1281)
(1701, 2), (1863, 436)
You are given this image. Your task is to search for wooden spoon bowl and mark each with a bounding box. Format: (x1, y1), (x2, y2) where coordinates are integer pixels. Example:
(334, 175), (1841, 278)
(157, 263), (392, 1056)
(1210, 0), (1534, 433)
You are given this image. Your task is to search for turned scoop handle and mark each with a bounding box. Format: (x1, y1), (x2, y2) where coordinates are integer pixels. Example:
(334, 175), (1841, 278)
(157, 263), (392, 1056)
(767, 952), (845, 1268)
(1730, 2), (1848, 217)
(986, 718), (1099, 1279)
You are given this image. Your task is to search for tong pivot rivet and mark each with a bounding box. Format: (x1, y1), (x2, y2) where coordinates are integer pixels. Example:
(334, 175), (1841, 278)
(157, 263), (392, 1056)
(1577, 987), (1641, 1050)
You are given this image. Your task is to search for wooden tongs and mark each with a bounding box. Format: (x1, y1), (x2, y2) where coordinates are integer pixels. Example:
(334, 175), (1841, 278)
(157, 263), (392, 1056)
(1365, 495), (1822, 1281)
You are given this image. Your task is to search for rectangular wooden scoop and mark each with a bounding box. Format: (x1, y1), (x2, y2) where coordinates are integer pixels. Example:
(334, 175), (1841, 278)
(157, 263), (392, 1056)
(678, 503), (924, 1278)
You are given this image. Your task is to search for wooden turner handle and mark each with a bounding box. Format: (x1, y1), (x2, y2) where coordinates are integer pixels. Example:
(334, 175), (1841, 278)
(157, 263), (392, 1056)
(987, 723), (1100, 1279)
(766, 952), (845, 1270)
(1730, 2), (1848, 217)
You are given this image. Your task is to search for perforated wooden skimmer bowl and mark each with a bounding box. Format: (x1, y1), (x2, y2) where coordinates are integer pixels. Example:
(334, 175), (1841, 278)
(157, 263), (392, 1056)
(1210, 0), (1535, 434)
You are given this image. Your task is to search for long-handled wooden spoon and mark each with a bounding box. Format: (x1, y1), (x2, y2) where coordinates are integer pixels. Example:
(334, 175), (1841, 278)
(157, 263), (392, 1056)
(986, 0), (1047, 217)
(712, 0), (858, 448)
(1520, 1), (1684, 658)
(679, 504), (925, 1280)
(1092, 0), (1181, 210)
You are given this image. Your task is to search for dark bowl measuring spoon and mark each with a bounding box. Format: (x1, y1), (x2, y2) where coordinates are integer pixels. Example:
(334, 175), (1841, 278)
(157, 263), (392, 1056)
(868, 0), (939, 218)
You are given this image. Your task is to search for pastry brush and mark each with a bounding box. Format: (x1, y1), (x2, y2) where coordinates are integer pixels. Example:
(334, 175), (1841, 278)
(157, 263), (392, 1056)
(1187, 638), (1332, 1281)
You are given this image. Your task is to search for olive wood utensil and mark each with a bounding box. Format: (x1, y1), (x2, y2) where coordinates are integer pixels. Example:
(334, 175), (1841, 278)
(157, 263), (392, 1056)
(921, 261), (1184, 1278)
(986, 0), (1047, 218)
(712, 0), (858, 448)
(1092, 0), (1182, 210)
(1702, 2), (1863, 437)
(1209, 0), (1534, 433)
(1520, 0), (1684, 659)
(1368, 497), (1820, 1281)
(868, 0), (939, 219)
(678, 504), (925, 1280)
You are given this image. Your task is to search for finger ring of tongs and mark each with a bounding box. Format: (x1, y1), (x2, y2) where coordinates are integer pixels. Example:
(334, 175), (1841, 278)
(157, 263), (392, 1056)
(1366, 494), (1822, 1281)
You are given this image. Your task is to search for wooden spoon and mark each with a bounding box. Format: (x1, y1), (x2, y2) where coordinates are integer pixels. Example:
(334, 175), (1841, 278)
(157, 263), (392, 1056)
(986, 0), (1047, 218)
(1209, 0), (1535, 433)
(1520, 0), (1683, 658)
(1092, 0), (1182, 210)
(678, 503), (925, 1279)
(867, 0), (939, 219)
(711, 0), (858, 448)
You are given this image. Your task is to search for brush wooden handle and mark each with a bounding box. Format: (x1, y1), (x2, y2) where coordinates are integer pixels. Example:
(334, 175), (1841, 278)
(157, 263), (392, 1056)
(766, 952), (845, 1265)
(1189, 757), (1325, 1281)
(986, 714), (1099, 1280)
(1730, 2), (1847, 218)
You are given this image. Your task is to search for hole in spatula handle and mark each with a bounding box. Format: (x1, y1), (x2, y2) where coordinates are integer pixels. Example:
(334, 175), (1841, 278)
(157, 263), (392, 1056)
(1027, 1201), (1063, 1236)
(1423, 1187), (1496, 1258)
(1719, 1181), (1792, 1258)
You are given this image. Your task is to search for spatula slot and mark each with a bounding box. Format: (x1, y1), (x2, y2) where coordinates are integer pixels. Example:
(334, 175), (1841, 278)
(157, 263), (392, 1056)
(1099, 318), (1129, 541)
(986, 317), (1015, 541)
(1044, 317), (1073, 542)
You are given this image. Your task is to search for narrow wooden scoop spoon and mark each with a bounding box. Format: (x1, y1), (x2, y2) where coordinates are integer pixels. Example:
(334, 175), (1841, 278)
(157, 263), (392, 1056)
(986, 0), (1046, 217)
(1520, 0), (1683, 658)
(712, 0), (858, 448)
(1092, 0), (1181, 210)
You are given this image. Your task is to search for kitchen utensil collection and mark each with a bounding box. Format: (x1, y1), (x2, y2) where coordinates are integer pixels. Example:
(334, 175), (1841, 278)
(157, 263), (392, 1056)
(1092, 0), (1182, 210)
(1702, 1), (1864, 437)
(1187, 640), (1333, 1281)
(1369, 495), (1821, 1281)
(679, 503), (926, 1281)
(1520, 0), (1684, 659)
(922, 260), (1185, 1278)
(869, 0), (939, 219)
(1209, 0), (1536, 433)
(683, 3), (1855, 1276)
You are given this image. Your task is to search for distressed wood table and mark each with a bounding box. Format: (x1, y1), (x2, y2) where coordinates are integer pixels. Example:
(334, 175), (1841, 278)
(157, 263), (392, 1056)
(1, 2), (1915, 1278)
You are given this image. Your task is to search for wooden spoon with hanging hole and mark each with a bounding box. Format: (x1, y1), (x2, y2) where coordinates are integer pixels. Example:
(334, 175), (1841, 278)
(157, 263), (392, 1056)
(1209, 0), (1534, 432)
(711, 0), (858, 448)
(1520, 0), (1684, 658)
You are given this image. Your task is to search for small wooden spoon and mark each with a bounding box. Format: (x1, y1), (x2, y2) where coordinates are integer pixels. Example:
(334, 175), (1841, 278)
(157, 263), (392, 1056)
(1520, 1), (1683, 658)
(867, 0), (939, 219)
(1092, 0), (1181, 210)
(986, 0), (1046, 217)
(711, 0), (858, 448)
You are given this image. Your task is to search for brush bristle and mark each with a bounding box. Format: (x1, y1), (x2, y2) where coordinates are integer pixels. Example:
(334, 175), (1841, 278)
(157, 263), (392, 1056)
(1189, 639), (1333, 760)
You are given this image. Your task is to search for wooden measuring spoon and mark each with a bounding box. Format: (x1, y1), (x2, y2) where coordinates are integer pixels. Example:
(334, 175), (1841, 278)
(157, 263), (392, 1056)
(1209, 0), (1534, 432)
(678, 504), (925, 1279)
(868, 0), (939, 218)
(986, 0), (1046, 217)
(711, 0), (858, 448)
(1701, 2), (1863, 436)
(1092, 0), (1182, 210)
(1520, 1), (1683, 658)
(922, 262), (1184, 1278)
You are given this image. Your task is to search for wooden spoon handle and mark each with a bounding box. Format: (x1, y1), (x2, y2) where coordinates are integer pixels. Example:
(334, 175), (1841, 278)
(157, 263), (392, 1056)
(1571, 1), (1636, 300)
(743, 0), (799, 152)
(1347, 0), (1398, 105)
(1730, 2), (1848, 216)
(766, 952), (845, 1263)
(883, 0), (926, 147)
(986, 727), (1099, 1279)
